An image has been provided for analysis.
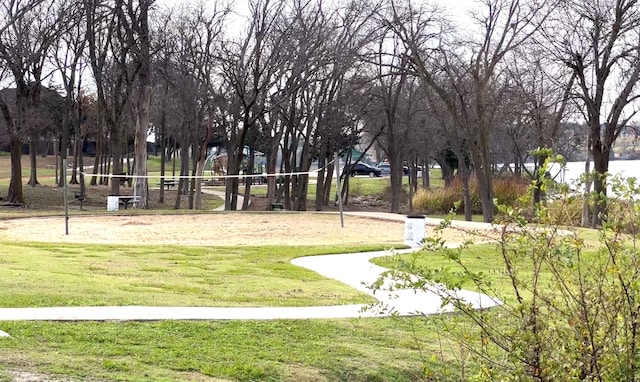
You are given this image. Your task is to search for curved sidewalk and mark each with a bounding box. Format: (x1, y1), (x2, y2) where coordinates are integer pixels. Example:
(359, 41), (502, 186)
(0, 212), (500, 322)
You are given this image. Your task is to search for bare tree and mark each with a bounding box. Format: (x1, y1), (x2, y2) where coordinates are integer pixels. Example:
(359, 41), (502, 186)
(219, 0), (289, 210)
(114, 0), (154, 207)
(292, 0), (379, 211)
(0, 0), (70, 203)
(52, 0), (87, 193)
(386, 0), (557, 222)
(272, 0), (367, 211)
(546, 0), (640, 227)
(365, 25), (412, 213)
(502, 49), (575, 205)
(85, 0), (127, 190)
(424, 86), (476, 220)
(152, 2), (226, 209)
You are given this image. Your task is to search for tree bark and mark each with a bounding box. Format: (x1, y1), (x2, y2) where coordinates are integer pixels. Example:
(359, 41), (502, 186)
(133, 81), (151, 208)
(7, 136), (24, 204)
(28, 140), (39, 187)
(591, 139), (610, 227)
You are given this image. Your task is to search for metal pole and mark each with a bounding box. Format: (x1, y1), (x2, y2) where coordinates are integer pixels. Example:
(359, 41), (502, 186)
(334, 152), (344, 228)
(63, 158), (69, 235)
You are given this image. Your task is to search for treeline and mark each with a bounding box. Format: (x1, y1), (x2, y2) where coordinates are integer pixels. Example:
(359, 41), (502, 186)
(0, 0), (638, 224)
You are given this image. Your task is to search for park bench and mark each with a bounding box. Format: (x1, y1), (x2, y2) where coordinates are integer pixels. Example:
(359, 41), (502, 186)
(271, 203), (284, 211)
(107, 195), (141, 211)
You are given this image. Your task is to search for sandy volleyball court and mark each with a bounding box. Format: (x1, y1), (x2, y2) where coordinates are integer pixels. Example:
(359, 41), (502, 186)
(0, 213), (403, 246)
(0, 212), (475, 246)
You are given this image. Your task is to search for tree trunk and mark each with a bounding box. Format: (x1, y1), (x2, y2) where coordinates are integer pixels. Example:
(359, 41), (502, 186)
(581, 142), (592, 228)
(53, 135), (59, 185)
(389, 155), (403, 213)
(293, 157), (311, 211)
(189, 152), (197, 209)
(89, 123), (102, 186)
(58, 110), (70, 187)
(472, 133), (494, 223)
(78, 136), (85, 198)
(194, 157), (205, 210)
(435, 151), (455, 187)
(7, 137), (24, 204)
(70, 132), (79, 185)
(591, 143), (610, 227)
(109, 124), (123, 195)
(315, 156), (328, 211)
(532, 152), (549, 207)
(28, 140), (39, 187)
(422, 158), (430, 188)
(460, 167), (473, 221)
(133, 81), (151, 208)
(314, 130), (330, 211)
(281, 131), (295, 210)
(265, 141), (279, 210)
(174, 144), (190, 209)
(158, 85), (168, 204)
(159, 124), (166, 204)
(194, 115), (213, 210)
(323, 162), (334, 206)
(239, 149), (254, 210)
(225, 150), (242, 211)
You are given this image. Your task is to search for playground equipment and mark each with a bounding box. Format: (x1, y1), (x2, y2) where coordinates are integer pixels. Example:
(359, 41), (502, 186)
(203, 153), (226, 181)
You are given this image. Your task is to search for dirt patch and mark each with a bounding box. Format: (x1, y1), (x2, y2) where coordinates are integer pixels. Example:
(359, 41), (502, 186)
(0, 213), (476, 246)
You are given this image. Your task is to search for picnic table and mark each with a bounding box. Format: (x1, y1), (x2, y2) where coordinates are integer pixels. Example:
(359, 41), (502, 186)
(113, 172), (130, 185)
(73, 193), (86, 210)
(160, 179), (178, 189)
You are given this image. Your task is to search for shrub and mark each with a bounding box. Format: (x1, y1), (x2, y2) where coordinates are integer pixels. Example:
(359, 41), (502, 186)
(377, 175), (640, 380)
(412, 187), (461, 214)
(492, 176), (529, 206)
(412, 177), (529, 215)
(544, 195), (585, 227)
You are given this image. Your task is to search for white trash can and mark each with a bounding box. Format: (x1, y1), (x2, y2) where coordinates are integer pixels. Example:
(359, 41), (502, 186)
(404, 214), (426, 247)
(107, 196), (119, 211)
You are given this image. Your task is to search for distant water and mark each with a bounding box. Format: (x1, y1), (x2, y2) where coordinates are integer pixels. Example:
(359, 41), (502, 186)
(547, 160), (640, 188)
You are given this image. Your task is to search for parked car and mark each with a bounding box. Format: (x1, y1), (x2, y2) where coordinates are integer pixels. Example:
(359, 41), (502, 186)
(377, 162), (391, 175)
(377, 162), (409, 176)
(350, 163), (382, 177)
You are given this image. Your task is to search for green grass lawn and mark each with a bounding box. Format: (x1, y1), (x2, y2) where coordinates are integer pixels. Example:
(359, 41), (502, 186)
(373, 227), (601, 302)
(373, 243), (525, 302)
(0, 225), (613, 382)
(0, 242), (384, 308)
(0, 239), (466, 381)
(0, 317), (461, 382)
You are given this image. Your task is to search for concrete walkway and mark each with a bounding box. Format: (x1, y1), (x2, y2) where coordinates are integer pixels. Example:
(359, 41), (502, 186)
(204, 188), (244, 211)
(0, 244), (499, 321)
(0, 207), (500, 322)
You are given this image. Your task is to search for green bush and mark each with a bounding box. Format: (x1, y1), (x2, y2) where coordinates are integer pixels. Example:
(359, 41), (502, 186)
(378, 175), (640, 380)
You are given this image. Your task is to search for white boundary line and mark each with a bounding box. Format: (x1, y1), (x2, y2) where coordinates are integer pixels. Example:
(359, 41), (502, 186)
(79, 162), (336, 180)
